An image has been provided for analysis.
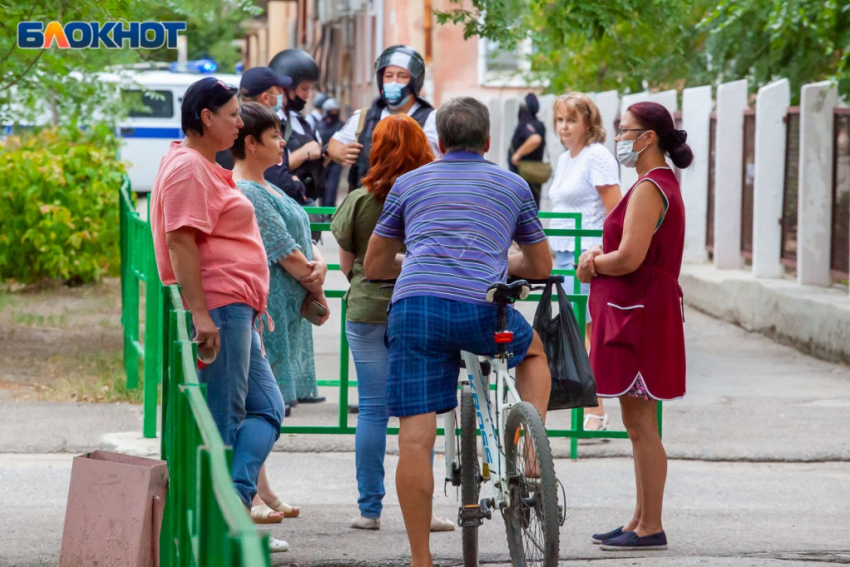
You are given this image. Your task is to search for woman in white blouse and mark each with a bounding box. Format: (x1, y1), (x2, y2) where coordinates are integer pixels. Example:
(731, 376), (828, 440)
(548, 92), (622, 430)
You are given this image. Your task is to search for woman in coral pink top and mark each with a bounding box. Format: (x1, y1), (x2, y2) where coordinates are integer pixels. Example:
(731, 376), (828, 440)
(150, 77), (285, 520)
(577, 102), (693, 551)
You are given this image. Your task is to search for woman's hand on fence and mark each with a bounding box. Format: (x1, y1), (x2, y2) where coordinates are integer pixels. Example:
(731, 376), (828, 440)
(192, 311), (220, 355)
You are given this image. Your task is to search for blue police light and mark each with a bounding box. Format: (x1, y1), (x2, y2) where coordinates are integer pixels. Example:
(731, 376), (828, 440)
(168, 59), (218, 74)
(235, 61), (244, 74)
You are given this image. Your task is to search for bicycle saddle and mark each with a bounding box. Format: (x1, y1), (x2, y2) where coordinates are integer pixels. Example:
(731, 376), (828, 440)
(485, 280), (530, 303)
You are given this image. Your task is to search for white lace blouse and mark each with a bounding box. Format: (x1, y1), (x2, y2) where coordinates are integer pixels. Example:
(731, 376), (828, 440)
(548, 143), (620, 252)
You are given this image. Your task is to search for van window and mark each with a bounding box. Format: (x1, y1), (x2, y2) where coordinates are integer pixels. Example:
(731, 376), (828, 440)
(123, 89), (174, 119)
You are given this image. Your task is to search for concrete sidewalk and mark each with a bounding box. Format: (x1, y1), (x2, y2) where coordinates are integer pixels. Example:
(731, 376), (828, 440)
(1, 309), (850, 565)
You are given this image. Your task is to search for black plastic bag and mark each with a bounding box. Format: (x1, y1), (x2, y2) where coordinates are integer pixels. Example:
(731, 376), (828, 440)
(533, 277), (598, 410)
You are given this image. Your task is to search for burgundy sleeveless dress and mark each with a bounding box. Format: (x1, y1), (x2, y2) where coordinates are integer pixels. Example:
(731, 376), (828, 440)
(588, 167), (686, 400)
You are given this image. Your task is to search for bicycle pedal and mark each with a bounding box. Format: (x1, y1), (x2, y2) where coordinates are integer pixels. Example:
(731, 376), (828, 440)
(457, 503), (489, 527)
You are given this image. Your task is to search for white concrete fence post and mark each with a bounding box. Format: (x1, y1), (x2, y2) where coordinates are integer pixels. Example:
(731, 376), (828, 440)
(500, 97), (519, 170)
(484, 97), (501, 164)
(797, 81), (839, 286)
(594, 90), (620, 157)
(619, 92), (652, 190)
(681, 85), (713, 263)
(753, 79), (791, 278)
(713, 80), (748, 270)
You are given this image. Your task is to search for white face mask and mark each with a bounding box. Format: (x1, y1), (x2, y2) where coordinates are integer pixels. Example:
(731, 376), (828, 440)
(616, 132), (647, 168)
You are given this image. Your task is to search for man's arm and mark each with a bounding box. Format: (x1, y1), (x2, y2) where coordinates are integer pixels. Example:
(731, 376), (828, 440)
(364, 234), (404, 280)
(511, 134), (543, 165)
(508, 240), (553, 280)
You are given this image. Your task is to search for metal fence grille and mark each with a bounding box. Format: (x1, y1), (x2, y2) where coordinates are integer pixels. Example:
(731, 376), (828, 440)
(741, 110), (756, 256)
(706, 114), (717, 254)
(781, 108), (801, 266)
(832, 110), (850, 280)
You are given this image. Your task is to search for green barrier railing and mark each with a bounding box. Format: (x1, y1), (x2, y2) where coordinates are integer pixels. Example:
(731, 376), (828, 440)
(289, 207), (662, 459)
(160, 285), (270, 567)
(120, 179), (271, 566)
(119, 178), (162, 439)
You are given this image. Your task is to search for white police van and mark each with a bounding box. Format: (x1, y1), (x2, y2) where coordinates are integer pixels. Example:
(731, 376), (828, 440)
(112, 68), (240, 193)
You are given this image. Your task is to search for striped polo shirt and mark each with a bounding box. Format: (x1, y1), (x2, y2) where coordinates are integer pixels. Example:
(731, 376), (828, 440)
(373, 151), (547, 306)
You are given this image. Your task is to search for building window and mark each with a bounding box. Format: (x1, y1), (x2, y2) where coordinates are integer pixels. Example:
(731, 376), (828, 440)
(477, 37), (532, 87)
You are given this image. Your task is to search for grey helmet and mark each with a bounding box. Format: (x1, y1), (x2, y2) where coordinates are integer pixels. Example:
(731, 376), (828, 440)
(268, 49), (320, 89)
(375, 45), (425, 97)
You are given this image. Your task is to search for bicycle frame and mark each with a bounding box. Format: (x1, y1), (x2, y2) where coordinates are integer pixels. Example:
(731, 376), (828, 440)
(444, 350), (522, 510)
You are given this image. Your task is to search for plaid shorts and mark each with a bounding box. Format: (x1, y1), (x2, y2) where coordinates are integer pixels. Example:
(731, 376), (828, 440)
(386, 295), (534, 417)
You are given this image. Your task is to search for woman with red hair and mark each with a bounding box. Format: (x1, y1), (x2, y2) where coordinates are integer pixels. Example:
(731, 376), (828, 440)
(331, 114), (453, 532)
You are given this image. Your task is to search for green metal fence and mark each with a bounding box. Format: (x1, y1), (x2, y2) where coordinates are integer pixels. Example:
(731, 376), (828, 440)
(119, 178), (162, 439)
(285, 207), (663, 458)
(160, 285), (271, 566)
(121, 179), (271, 565)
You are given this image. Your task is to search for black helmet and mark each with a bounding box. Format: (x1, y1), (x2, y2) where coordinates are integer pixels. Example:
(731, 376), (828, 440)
(269, 49), (320, 89)
(375, 45), (425, 96)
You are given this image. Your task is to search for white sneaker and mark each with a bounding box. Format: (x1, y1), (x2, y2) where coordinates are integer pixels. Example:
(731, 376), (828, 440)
(430, 513), (456, 532)
(351, 516), (381, 530)
(268, 536), (289, 553)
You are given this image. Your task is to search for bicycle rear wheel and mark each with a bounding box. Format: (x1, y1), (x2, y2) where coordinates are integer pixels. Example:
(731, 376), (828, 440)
(460, 389), (481, 566)
(502, 401), (559, 567)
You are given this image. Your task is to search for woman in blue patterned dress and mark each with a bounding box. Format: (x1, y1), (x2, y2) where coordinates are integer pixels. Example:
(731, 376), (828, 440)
(231, 103), (330, 533)
(232, 102), (330, 409)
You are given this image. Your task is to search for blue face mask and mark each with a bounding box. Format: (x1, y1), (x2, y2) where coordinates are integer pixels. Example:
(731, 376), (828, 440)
(382, 82), (412, 108)
(271, 94), (283, 113)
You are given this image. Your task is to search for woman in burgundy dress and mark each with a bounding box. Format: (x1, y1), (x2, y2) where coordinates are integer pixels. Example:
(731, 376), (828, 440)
(577, 101), (693, 551)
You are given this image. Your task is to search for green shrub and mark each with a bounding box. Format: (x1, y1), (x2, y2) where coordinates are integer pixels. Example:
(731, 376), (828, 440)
(0, 124), (126, 284)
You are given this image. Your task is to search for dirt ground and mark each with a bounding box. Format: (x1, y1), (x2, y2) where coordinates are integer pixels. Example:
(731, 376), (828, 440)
(0, 278), (140, 404)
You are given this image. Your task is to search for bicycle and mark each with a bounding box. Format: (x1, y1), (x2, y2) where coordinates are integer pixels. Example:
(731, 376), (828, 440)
(443, 277), (564, 567)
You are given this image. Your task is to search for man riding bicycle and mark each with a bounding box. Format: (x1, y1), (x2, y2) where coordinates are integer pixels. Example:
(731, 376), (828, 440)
(364, 97), (553, 567)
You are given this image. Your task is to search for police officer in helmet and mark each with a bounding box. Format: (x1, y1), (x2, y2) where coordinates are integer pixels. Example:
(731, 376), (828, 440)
(327, 45), (440, 190)
(269, 49), (327, 205)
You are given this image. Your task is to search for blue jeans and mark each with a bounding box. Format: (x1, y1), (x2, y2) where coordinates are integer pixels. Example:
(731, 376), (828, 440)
(346, 321), (389, 519)
(198, 303), (285, 507)
(556, 250), (591, 322)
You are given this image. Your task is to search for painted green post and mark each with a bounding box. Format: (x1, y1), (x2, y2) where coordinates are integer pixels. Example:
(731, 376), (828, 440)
(143, 199), (162, 439)
(338, 298), (350, 429)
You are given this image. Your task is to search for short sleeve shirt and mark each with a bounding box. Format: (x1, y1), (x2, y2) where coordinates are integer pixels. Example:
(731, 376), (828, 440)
(330, 189), (395, 323)
(547, 143), (620, 252)
(150, 142), (270, 313)
(332, 102), (442, 159)
(373, 152), (547, 306)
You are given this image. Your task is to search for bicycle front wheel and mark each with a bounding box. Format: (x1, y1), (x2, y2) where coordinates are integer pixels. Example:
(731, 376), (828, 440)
(460, 389), (481, 566)
(502, 401), (559, 567)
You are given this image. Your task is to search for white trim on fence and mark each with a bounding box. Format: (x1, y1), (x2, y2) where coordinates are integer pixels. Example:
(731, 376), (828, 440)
(798, 81), (839, 286)
(753, 79), (790, 278)
(681, 85), (713, 263)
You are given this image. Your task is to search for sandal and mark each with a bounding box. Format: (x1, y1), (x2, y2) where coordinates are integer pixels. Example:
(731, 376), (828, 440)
(583, 413), (609, 431)
(265, 497), (301, 518)
(251, 504), (284, 524)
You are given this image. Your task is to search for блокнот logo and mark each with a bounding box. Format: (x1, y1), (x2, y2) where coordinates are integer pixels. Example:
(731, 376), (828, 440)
(17, 22), (187, 49)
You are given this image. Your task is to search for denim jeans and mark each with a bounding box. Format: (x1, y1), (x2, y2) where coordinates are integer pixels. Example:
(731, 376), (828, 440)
(346, 321), (389, 519)
(198, 303), (285, 507)
(556, 250), (591, 322)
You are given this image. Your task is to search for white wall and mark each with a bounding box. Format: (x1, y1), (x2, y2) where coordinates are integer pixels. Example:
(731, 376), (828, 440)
(713, 80), (748, 270)
(681, 85), (713, 263)
(797, 81), (838, 286)
(752, 79), (790, 279)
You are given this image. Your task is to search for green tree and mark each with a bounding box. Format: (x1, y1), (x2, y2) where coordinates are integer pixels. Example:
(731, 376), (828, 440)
(0, 0), (260, 127)
(437, 0), (850, 100)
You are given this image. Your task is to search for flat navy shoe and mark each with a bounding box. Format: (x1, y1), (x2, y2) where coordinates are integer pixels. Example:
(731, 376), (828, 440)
(600, 530), (667, 551)
(591, 526), (624, 544)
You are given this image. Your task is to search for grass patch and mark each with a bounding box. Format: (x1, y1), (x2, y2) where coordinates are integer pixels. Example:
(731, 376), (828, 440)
(38, 351), (146, 404)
